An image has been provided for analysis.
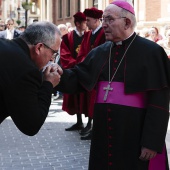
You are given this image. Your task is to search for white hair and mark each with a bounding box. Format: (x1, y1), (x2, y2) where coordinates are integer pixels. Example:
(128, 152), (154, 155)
(57, 24), (67, 31)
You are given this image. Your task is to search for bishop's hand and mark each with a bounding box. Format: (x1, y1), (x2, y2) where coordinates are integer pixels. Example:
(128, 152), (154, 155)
(139, 147), (157, 161)
(50, 63), (63, 75)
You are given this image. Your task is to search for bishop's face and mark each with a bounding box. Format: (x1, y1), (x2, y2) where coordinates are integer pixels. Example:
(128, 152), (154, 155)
(102, 4), (128, 42)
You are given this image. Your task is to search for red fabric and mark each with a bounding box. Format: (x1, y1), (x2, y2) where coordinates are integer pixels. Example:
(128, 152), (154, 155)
(60, 31), (87, 115)
(77, 28), (105, 63)
(81, 89), (97, 118)
(60, 31), (76, 69)
(73, 12), (86, 22)
(77, 28), (106, 118)
(62, 93), (86, 115)
(83, 7), (103, 19)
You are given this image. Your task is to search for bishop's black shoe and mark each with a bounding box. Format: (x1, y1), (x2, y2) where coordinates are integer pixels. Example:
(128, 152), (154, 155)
(65, 123), (84, 131)
(80, 130), (92, 140)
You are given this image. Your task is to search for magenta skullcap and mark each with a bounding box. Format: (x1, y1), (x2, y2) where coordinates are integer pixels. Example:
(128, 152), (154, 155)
(110, 1), (135, 15)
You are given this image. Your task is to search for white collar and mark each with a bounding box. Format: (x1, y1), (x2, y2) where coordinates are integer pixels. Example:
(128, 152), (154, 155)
(6, 29), (14, 39)
(7, 28), (14, 33)
(74, 28), (85, 37)
(115, 32), (135, 45)
(92, 24), (102, 35)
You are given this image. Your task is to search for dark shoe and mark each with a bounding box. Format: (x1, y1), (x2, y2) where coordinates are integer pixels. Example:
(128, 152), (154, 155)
(65, 123), (84, 131)
(80, 130), (92, 140)
(79, 126), (92, 136)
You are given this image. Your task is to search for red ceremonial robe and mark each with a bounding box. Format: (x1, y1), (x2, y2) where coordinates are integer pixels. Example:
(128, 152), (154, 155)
(76, 27), (105, 118)
(60, 30), (85, 115)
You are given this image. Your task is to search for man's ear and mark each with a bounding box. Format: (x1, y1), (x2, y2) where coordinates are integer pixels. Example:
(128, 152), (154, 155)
(124, 18), (131, 30)
(34, 43), (43, 55)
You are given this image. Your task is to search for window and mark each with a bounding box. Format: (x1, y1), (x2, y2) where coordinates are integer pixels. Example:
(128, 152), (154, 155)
(93, 0), (98, 8)
(76, 0), (80, 12)
(132, 0), (134, 5)
(66, 0), (71, 17)
(58, 0), (62, 18)
(30, 0), (38, 15)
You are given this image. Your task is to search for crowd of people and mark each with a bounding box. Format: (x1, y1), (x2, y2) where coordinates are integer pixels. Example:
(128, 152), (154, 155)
(0, 0), (170, 169)
(138, 25), (170, 59)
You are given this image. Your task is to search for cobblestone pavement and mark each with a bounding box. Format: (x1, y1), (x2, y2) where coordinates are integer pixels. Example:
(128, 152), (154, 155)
(0, 98), (170, 170)
(0, 98), (90, 170)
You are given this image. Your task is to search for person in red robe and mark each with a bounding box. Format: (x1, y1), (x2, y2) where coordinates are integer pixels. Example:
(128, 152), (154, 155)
(60, 12), (87, 131)
(55, 1), (170, 169)
(77, 7), (106, 140)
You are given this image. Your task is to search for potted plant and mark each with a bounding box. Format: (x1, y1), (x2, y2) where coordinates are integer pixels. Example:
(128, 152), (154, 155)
(16, 20), (21, 26)
(22, 2), (32, 10)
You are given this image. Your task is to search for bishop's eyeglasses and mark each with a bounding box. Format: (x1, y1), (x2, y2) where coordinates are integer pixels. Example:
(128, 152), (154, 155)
(100, 17), (126, 24)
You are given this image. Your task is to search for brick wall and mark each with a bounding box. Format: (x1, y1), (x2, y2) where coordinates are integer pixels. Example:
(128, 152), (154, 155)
(145, 0), (161, 21)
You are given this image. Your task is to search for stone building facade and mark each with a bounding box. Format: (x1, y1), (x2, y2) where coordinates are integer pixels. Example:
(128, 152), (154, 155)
(52, 0), (170, 34)
(0, 0), (170, 34)
(135, 0), (169, 33)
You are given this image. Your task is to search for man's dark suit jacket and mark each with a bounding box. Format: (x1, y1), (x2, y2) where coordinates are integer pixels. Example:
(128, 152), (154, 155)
(0, 38), (53, 136)
(0, 29), (21, 39)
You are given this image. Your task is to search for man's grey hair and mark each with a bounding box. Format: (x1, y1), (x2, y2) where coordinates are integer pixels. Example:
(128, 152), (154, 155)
(121, 9), (137, 29)
(20, 21), (61, 47)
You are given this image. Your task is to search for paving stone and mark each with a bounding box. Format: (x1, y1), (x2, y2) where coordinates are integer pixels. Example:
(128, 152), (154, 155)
(0, 98), (170, 170)
(0, 98), (90, 170)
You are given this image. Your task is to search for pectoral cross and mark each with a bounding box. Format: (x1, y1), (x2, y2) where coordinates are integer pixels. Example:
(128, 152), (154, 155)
(103, 83), (113, 101)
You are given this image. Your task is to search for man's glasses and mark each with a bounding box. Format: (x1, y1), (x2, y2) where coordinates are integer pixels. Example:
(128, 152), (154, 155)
(43, 43), (59, 59)
(100, 17), (126, 24)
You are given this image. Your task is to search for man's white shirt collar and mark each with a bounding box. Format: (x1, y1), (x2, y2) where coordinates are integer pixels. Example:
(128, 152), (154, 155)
(6, 29), (14, 40)
(92, 24), (102, 35)
(75, 28), (85, 37)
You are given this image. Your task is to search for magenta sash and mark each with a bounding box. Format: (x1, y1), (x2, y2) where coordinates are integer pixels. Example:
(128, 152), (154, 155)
(149, 145), (166, 170)
(95, 81), (147, 108)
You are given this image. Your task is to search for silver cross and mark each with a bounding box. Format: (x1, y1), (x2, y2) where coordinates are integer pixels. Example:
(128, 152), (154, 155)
(103, 83), (113, 101)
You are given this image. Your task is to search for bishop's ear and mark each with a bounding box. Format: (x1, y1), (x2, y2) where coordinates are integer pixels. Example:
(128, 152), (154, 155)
(124, 17), (131, 29)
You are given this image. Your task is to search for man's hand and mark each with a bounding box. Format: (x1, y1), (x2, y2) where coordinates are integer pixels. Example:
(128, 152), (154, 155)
(43, 65), (62, 87)
(139, 147), (157, 161)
